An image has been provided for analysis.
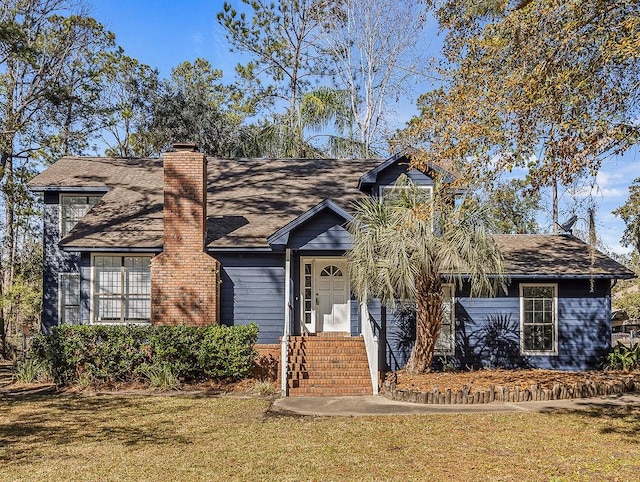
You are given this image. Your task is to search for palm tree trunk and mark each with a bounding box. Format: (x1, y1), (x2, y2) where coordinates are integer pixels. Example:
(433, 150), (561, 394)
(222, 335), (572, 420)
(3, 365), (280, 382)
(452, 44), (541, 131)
(405, 273), (443, 374)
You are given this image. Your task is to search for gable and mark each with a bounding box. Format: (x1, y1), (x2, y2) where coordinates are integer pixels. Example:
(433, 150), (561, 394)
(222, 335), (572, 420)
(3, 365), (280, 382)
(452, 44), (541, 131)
(268, 199), (353, 251)
(358, 153), (455, 195)
(287, 211), (352, 251)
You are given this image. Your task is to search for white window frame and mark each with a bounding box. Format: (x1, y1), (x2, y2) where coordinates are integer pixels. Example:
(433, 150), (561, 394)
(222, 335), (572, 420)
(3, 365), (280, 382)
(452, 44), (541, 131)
(300, 258), (315, 332)
(519, 283), (558, 356)
(59, 194), (102, 237)
(378, 184), (433, 200)
(59, 273), (80, 324)
(435, 284), (455, 356)
(90, 254), (152, 324)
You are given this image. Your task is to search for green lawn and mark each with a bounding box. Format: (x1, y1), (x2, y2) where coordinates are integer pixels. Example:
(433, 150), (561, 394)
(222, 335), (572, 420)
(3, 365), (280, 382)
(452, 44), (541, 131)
(1, 393), (639, 481)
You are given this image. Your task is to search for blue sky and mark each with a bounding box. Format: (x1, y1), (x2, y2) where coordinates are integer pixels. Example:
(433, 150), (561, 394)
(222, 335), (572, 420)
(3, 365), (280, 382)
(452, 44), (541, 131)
(89, 0), (637, 255)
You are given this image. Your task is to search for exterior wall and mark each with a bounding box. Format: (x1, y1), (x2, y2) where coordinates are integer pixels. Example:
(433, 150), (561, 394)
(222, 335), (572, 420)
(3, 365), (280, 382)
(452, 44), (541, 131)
(287, 210), (352, 251)
(41, 192), (91, 332)
(375, 166), (433, 192)
(216, 253), (285, 344)
(383, 278), (612, 372)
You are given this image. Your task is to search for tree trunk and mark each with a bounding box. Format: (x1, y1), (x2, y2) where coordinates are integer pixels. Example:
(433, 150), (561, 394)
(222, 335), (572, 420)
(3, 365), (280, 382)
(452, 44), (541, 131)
(405, 273), (443, 374)
(552, 176), (558, 234)
(1, 155), (15, 359)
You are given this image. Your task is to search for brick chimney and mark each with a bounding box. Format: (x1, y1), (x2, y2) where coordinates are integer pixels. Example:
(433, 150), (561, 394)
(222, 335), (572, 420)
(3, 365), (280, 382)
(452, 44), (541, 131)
(151, 143), (219, 325)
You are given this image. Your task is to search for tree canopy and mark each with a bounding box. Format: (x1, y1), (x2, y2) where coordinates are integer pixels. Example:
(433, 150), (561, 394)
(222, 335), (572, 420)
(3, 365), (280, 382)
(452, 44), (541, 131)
(402, 0), (639, 188)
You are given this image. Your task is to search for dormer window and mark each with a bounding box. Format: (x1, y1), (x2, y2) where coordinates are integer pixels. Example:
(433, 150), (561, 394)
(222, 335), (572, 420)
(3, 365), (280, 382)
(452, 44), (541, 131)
(378, 184), (433, 202)
(60, 195), (102, 236)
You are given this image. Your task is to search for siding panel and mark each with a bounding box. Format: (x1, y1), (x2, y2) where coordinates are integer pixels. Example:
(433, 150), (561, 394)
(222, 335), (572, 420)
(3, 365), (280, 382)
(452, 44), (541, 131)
(288, 211), (352, 251)
(216, 253), (285, 344)
(384, 279), (612, 372)
(376, 166), (433, 189)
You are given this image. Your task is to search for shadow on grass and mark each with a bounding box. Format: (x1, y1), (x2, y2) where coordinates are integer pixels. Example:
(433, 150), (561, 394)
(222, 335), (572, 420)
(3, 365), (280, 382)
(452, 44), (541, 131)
(539, 394), (640, 441)
(0, 393), (191, 465)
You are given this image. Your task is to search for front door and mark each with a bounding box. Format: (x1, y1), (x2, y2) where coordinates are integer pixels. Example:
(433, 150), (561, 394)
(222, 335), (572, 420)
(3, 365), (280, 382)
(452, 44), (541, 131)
(301, 258), (350, 333)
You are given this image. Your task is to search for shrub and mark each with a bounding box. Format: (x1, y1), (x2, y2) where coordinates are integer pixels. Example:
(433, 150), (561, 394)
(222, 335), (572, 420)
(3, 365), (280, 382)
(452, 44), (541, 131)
(14, 358), (51, 383)
(141, 362), (181, 391)
(30, 323), (259, 386)
(605, 341), (640, 371)
(252, 380), (277, 396)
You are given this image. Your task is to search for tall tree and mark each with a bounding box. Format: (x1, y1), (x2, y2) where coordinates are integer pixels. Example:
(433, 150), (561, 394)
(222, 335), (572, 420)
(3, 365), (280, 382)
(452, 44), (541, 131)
(217, 0), (325, 116)
(481, 178), (541, 234)
(319, 0), (428, 157)
(98, 54), (159, 157)
(614, 177), (640, 252)
(402, 0), (639, 205)
(348, 175), (505, 373)
(0, 0), (118, 356)
(149, 58), (256, 157)
(257, 86), (354, 158)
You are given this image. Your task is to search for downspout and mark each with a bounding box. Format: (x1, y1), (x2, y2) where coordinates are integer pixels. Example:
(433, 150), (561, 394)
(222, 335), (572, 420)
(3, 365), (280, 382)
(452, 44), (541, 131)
(280, 248), (291, 397)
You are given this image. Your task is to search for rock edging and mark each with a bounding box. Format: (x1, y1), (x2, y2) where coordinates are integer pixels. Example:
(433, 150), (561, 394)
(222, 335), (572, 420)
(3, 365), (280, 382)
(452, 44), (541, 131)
(381, 377), (640, 405)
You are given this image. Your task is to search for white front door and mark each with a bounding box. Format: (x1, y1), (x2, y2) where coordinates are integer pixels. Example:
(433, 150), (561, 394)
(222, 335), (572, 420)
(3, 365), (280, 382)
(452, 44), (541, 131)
(301, 258), (350, 333)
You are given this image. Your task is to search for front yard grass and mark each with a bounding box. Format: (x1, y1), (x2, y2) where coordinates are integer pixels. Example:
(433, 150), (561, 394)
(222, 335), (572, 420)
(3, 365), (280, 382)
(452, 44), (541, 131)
(1, 393), (639, 481)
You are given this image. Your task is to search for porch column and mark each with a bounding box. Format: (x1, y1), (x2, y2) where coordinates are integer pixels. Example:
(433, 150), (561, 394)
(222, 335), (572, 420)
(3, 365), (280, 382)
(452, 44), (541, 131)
(280, 248), (292, 397)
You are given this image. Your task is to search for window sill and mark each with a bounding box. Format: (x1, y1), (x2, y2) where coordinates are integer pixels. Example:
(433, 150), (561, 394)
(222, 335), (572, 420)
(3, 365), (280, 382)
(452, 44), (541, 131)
(520, 351), (558, 357)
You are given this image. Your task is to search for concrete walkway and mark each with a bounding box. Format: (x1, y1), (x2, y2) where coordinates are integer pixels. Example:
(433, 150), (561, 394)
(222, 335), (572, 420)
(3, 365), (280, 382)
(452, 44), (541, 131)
(272, 392), (640, 416)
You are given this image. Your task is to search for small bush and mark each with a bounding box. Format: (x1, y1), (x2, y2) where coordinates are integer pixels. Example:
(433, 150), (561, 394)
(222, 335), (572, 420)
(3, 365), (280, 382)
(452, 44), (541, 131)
(30, 323), (259, 386)
(606, 342), (640, 371)
(141, 363), (181, 391)
(14, 358), (51, 383)
(252, 380), (277, 397)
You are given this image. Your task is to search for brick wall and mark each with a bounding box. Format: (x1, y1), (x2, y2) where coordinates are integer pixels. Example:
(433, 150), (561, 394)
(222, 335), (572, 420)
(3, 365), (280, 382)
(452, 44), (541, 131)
(151, 143), (220, 326)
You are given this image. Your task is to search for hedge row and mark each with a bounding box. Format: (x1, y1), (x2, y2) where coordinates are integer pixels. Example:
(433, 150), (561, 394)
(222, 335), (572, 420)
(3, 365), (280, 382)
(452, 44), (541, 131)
(30, 323), (259, 385)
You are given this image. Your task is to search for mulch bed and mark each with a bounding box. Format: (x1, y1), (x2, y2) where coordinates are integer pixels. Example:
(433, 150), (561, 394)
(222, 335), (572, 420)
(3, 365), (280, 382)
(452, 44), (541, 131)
(390, 368), (640, 393)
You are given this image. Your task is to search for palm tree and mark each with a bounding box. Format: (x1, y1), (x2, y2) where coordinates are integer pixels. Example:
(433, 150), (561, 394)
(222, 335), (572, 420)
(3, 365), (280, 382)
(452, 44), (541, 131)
(348, 174), (506, 373)
(256, 86), (367, 158)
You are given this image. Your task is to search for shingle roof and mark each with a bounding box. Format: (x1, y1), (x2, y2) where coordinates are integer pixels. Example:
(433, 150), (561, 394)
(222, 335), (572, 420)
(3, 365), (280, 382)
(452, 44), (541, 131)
(493, 234), (635, 278)
(28, 156), (635, 279)
(29, 157), (164, 250)
(29, 156), (378, 249)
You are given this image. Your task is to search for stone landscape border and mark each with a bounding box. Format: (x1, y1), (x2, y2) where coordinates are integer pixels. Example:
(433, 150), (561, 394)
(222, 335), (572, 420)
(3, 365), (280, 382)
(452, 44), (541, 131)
(381, 376), (640, 405)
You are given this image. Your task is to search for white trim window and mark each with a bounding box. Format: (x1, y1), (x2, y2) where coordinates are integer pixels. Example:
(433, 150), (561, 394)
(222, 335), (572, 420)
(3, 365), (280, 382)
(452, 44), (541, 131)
(60, 195), (102, 236)
(435, 284), (455, 355)
(59, 273), (80, 324)
(379, 184), (433, 202)
(520, 284), (558, 355)
(92, 255), (151, 323)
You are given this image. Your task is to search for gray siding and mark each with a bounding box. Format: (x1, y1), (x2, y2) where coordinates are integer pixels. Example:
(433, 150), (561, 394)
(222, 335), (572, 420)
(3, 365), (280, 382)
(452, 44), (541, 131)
(375, 166), (433, 191)
(216, 253), (285, 344)
(288, 210), (352, 251)
(42, 192), (81, 332)
(384, 278), (612, 372)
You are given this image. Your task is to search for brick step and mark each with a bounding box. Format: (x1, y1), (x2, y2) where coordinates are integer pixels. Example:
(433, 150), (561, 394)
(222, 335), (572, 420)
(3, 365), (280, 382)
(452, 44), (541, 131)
(288, 386), (372, 397)
(292, 369), (370, 377)
(0, 361), (13, 385)
(287, 372), (309, 380)
(288, 349), (366, 357)
(288, 372), (370, 381)
(288, 355), (368, 362)
(288, 339), (365, 346)
(289, 335), (357, 341)
(295, 378), (372, 388)
(289, 367), (370, 376)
